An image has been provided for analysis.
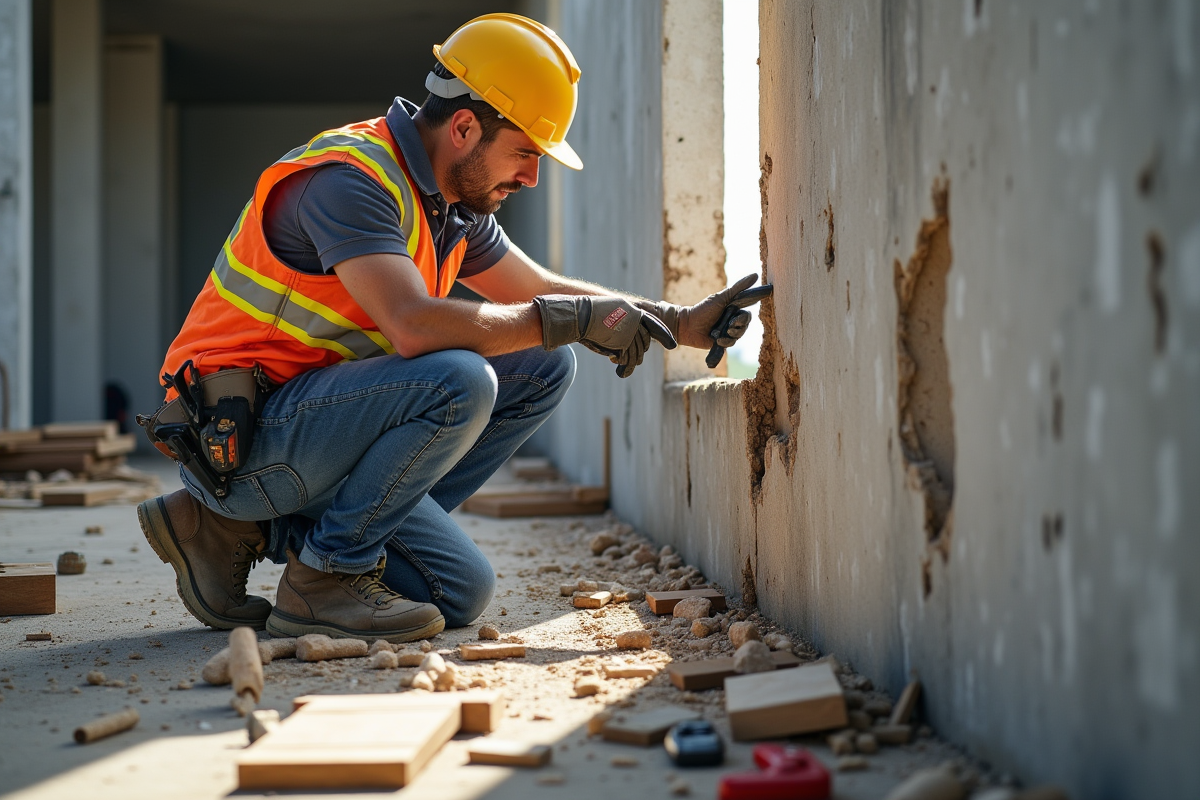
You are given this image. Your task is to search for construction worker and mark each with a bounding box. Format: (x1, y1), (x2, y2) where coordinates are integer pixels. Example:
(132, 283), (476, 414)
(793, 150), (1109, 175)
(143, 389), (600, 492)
(136, 13), (768, 643)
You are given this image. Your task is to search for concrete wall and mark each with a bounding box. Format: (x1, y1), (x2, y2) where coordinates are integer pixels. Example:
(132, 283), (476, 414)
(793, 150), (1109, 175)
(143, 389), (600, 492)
(0, 0), (32, 430)
(546, 0), (1200, 795)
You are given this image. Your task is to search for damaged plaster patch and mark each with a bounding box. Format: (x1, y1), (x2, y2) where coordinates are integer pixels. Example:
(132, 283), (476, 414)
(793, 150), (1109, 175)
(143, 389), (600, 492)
(894, 179), (957, 594)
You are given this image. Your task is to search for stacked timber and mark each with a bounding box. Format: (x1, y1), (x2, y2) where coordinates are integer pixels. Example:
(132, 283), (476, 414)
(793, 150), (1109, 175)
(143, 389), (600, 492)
(0, 421), (137, 478)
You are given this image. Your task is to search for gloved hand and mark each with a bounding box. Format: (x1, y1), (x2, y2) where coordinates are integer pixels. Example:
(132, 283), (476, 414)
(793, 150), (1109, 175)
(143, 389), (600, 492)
(535, 294), (677, 378)
(635, 274), (774, 366)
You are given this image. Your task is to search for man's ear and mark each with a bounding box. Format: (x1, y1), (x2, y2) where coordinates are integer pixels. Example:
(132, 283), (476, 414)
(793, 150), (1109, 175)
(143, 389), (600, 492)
(449, 109), (481, 152)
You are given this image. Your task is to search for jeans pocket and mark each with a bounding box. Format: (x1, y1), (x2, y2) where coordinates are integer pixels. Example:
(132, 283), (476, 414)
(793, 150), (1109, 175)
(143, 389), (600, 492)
(225, 465), (308, 519)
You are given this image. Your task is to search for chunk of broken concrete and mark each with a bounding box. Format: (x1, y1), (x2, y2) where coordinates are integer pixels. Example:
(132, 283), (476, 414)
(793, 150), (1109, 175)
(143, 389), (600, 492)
(574, 676), (603, 697)
(855, 732), (879, 754)
(690, 617), (718, 638)
(410, 671), (435, 691)
(727, 621), (762, 648)
(763, 632), (792, 651)
(368, 650), (398, 669)
(590, 531), (619, 555)
(419, 652), (447, 675)
(672, 596), (711, 621)
(615, 630), (652, 649)
(478, 624), (500, 640)
(732, 640), (774, 674)
(828, 732), (855, 755)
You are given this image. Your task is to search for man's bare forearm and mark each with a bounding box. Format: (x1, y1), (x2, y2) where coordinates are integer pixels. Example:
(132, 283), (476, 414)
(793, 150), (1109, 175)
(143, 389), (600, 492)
(394, 296), (543, 358)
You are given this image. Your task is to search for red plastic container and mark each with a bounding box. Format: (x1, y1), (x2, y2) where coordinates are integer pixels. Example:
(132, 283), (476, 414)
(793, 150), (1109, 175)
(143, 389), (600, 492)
(717, 744), (831, 800)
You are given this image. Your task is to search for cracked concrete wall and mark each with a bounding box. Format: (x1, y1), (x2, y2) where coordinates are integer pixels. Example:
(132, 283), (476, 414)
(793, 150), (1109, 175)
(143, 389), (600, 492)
(545, 1), (1198, 794)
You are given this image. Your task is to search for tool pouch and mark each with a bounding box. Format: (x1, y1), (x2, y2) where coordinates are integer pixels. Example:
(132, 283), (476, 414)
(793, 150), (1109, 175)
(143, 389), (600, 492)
(137, 363), (273, 498)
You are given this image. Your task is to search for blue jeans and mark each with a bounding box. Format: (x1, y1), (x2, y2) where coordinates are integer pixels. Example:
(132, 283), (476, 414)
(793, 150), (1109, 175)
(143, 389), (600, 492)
(181, 346), (576, 627)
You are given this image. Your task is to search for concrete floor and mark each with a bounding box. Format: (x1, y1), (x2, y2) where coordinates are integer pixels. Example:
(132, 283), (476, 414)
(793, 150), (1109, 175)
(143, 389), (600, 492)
(0, 457), (987, 800)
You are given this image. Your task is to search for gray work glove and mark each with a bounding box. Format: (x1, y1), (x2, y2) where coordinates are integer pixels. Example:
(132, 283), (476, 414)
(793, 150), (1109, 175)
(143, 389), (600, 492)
(635, 274), (773, 367)
(534, 294), (678, 378)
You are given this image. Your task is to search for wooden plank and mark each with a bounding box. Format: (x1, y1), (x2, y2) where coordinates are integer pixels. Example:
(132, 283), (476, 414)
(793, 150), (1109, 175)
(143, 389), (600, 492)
(600, 705), (701, 746)
(725, 662), (848, 741)
(572, 591), (611, 609)
(2, 433), (135, 457)
(459, 642), (526, 661)
(237, 702), (459, 790)
(666, 650), (802, 691)
(461, 491), (607, 518)
(467, 482), (571, 497)
(0, 563), (56, 615)
(292, 690), (505, 734)
(41, 421), (118, 440)
(645, 588), (727, 615)
(0, 429), (41, 449)
(0, 451), (119, 475)
(38, 481), (129, 507)
(889, 678), (922, 725)
(509, 457), (559, 481)
(603, 663), (659, 679)
(468, 739), (552, 767)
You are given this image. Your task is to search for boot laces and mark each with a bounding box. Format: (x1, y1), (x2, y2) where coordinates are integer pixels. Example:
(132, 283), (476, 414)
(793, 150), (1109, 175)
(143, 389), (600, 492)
(341, 558), (404, 606)
(230, 539), (267, 602)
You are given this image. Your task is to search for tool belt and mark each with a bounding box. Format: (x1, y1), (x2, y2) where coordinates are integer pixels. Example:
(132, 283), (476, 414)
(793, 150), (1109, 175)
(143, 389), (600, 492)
(137, 362), (274, 499)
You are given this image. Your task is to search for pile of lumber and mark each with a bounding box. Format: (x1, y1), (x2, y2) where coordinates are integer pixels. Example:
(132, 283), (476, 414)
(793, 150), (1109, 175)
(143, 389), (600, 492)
(0, 421), (136, 478)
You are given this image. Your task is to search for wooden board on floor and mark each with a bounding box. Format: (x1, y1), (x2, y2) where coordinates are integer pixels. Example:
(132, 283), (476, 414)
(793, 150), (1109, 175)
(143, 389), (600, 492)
(3, 434), (136, 458)
(0, 452), (119, 476)
(890, 679), (922, 725)
(509, 457), (559, 481)
(41, 421), (118, 440)
(725, 662), (848, 741)
(600, 705), (701, 746)
(462, 489), (607, 518)
(0, 563), (56, 615)
(292, 690), (505, 734)
(666, 650), (802, 691)
(0, 429), (41, 449)
(468, 739), (552, 767)
(237, 701), (459, 790)
(645, 588), (727, 615)
(37, 481), (130, 507)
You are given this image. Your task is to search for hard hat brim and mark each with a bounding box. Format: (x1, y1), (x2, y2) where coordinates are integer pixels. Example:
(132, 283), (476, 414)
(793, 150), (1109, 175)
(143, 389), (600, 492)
(531, 136), (583, 171)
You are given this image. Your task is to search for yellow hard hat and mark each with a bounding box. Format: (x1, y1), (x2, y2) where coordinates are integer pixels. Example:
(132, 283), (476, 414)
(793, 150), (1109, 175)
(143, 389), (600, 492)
(429, 13), (583, 170)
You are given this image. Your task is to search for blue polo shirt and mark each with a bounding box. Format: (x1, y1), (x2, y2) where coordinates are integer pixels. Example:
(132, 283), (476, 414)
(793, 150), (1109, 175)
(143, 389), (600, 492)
(262, 97), (510, 279)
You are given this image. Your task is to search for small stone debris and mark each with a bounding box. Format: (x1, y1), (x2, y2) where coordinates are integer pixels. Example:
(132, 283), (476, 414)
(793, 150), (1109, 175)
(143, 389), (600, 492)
(848, 710), (873, 730)
(176, 681), (193, 690)
(498, 608), (507, 616)
(843, 689), (865, 709)
(828, 732), (855, 755)
(57, 552), (87, 575)
(604, 663), (657, 679)
(855, 732), (879, 754)
(86, 671), (105, 685)
(368, 639), (393, 657)
(26, 632), (51, 642)
(85, 525), (103, 535)
(589, 530), (619, 555)
(295, 634), (368, 662)
(101, 558), (114, 565)
(728, 621), (761, 648)
(672, 596), (711, 621)
(536, 772), (566, 786)
(478, 624), (500, 640)
(410, 671), (435, 691)
(395, 649), (424, 667)
(669, 777), (692, 796)
(872, 724), (913, 745)
(838, 755), (870, 772)
(615, 630), (652, 650)
(368, 650), (399, 669)
(127, 652), (144, 661)
(690, 617), (717, 638)
(419, 652), (447, 675)
(763, 632), (792, 651)
(732, 640), (774, 674)
(103, 679), (126, 688)
(883, 766), (966, 800)
(537, 564), (562, 574)
(574, 676), (603, 697)
(610, 755), (639, 767)
(70, 686), (82, 694)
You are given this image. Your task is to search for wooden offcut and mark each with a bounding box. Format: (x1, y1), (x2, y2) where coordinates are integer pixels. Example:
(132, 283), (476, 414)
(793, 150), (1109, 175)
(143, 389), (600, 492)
(600, 705), (701, 746)
(666, 650), (802, 691)
(572, 590), (612, 609)
(0, 562), (55, 615)
(3, 433), (135, 458)
(0, 452), (118, 475)
(292, 691), (505, 734)
(459, 642), (526, 661)
(461, 489), (608, 518)
(645, 588), (727, 615)
(38, 481), (129, 507)
(41, 421), (119, 440)
(468, 739), (552, 767)
(0, 429), (41, 449)
(890, 678), (922, 725)
(237, 702), (460, 791)
(725, 662), (848, 741)
(509, 457), (559, 481)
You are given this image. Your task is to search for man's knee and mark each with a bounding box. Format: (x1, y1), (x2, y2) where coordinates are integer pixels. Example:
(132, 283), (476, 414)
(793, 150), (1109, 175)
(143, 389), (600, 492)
(438, 349), (499, 422)
(438, 554), (496, 628)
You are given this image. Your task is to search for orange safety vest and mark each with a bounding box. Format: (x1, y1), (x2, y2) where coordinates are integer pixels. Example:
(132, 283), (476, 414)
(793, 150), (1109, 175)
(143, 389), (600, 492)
(160, 116), (467, 397)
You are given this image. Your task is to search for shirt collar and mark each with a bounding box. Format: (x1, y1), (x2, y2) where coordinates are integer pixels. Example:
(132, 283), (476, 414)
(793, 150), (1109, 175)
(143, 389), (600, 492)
(386, 97), (441, 198)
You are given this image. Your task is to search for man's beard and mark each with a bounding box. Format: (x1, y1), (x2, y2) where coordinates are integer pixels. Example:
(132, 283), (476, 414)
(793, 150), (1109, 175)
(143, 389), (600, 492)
(446, 142), (522, 215)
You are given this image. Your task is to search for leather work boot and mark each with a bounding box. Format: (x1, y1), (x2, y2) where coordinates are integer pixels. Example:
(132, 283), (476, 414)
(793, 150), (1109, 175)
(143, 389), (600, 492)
(266, 553), (445, 643)
(137, 489), (272, 630)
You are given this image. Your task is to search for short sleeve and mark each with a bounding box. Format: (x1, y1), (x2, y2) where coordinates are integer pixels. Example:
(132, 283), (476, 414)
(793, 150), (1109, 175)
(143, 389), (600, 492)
(456, 214), (511, 278)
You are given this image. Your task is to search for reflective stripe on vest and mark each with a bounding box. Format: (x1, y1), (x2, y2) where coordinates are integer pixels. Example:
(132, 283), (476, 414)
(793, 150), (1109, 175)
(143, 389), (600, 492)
(211, 204), (395, 362)
(208, 127), (426, 363)
(277, 129), (422, 259)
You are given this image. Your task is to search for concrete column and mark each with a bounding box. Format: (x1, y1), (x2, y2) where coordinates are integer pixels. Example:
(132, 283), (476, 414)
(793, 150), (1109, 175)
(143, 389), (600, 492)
(0, 0), (33, 430)
(50, 0), (102, 422)
(103, 35), (162, 431)
(661, 0), (725, 382)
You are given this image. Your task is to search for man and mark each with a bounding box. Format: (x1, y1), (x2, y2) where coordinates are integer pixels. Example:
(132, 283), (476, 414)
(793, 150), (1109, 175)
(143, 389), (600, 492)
(137, 13), (766, 643)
